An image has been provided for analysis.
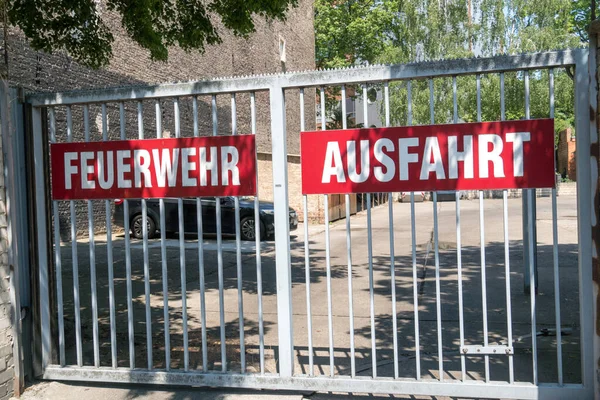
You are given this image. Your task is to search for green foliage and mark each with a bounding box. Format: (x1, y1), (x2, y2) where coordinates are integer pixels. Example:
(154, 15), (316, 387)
(8, 0), (298, 68)
(315, 0), (396, 69)
(315, 0), (585, 142)
(571, 0), (600, 41)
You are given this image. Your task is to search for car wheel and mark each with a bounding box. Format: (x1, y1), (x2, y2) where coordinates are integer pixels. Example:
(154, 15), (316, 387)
(240, 216), (265, 241)
(131, 214), (157, 240)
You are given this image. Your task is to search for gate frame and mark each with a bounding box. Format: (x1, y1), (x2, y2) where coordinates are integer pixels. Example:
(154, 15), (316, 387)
(24, 48), (596, 399)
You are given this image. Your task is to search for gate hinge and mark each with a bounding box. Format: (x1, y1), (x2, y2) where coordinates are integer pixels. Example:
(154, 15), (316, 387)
(460, 345), (513, 355)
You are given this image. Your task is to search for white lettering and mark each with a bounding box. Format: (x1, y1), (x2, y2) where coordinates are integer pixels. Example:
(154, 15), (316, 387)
(116, 150), (132, 189)
(347, 140), (370, 183)
(321, 142), (346, 183)
(200, 147), (218, 186)
(398, 138), (419, 181)
(152, 148), (179, 188)
(506, 132), (530, 177)
(181, 147), (197, 187)
(374, 138), (395, 182)
(97, 151), (114, 190)
(448, 135), (474, 179)
(80, 152), (96, 189)
(478, 134), (505, 178)
(64, 152), (78, 190)
(221, 146), (240, 186)
(134, 149), (152, 188)
(420, 137), (445, 180)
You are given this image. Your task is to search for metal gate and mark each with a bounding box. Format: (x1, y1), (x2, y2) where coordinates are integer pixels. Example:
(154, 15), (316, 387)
(24, 48), (594, 399)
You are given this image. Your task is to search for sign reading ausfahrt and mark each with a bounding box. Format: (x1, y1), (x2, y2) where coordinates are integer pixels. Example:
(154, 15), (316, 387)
(300, 119), (554, 195)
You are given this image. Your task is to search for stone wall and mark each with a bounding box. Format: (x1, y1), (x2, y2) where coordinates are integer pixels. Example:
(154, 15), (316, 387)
(0, 113), (13, 399)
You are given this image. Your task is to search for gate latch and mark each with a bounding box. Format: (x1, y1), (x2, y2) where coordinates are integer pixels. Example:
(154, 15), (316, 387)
(460, 345), (514, 355)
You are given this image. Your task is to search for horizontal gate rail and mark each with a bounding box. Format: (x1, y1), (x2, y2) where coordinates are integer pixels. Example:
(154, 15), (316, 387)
(42, 366), (587, 400)
(26, 49), (586, 106)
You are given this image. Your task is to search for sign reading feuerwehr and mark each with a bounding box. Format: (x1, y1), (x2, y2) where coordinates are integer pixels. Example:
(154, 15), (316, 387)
(51, 135), (256, 200)
(301, 119), (554, 195)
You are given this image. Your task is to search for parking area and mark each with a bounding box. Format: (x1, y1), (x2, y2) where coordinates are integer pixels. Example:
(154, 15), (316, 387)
(54, 194), (580, 383)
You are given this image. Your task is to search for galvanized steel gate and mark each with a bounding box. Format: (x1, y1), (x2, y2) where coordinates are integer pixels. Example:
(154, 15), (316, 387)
(26, 48), (594, 399)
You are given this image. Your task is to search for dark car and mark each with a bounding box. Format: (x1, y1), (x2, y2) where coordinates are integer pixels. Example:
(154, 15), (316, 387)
(113, 197), (298, 241)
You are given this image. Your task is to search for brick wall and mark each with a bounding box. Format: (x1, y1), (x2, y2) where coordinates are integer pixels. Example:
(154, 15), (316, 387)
(2, 1), (316, 237)
(557, 128), (576, 181)
(0, 120), (13, 398)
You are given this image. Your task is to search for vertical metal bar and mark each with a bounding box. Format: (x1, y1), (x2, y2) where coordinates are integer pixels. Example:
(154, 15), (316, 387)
(384, 82), (399, 379)
(406, 82), (420, 379)
(270, 84), (294, 377)
(32, 105), (51, 370)
(384, 82), (390, 127)
(362, 83), (377, 378)
(407, 81), (413, 125)
(231, 93), (246, 373)
(212, 94), (227, 372)
(453, 76), (458, 123)
(120, 102), (135, 369)
(501, 72), (514, 384)
(476, 74), (482, 122)
(549, 69), (555, 120)
(299, 88), (313, 376)
(429, 79), (435, 124)
(320, 86), (335, 376)
(156, 100), (171, 371)
(549, 68), (563, 385)
(522, 70), (533, 294)
(324, 194), (335, 377)
(429, 79), (443, 381)
(501, 73), (506, 121)
(102, 104), (117, 370)
(49, 109), (65, 367)
(528, 189), (538, 385)
(66, 106), (83, 367)
(525, 71), (530, 120)
(453, 76), (466, 382)
(479, 192), (490, 383)
(367, 193), (376, 378)
(432, 191), (443, 381)
(341, 84), (355, 378)
(137, 101), (153, 370)
(410, 191), (420, 379)
(523, 70), (538, 384)
(476, 74), (490, 383)
(83, 105), (100, 368)
(173, 98), (188, 371)
(502, 191), (514, 384)
(251, 92), (265, 375)
(192, 96), (207, 372)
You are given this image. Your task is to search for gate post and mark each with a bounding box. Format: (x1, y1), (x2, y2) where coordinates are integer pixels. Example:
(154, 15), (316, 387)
(31, 105), (51, 372)
(269, 81), (294, 377)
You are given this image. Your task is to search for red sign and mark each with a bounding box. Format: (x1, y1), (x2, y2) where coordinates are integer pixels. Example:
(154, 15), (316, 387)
(51, 135), (257, 200)
(301, 119), (554, 195)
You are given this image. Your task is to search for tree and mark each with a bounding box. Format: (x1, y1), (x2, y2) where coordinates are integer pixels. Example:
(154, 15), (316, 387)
(314, 0), (589, 141)
(6, 0), (298, 69)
